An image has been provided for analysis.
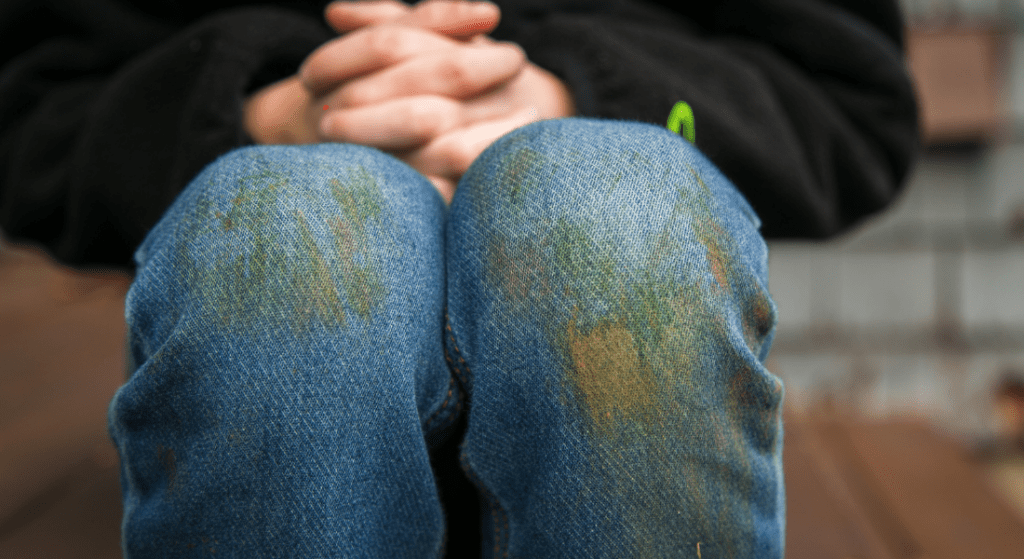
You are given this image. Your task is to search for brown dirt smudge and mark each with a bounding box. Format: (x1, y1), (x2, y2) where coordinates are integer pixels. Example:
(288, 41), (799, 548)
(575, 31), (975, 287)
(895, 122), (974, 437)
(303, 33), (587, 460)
(565, 313), (660, 435)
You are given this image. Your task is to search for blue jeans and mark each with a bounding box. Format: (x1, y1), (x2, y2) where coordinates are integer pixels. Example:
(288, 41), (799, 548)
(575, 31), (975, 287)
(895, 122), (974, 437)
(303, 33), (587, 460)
(108, 117), (785, 558)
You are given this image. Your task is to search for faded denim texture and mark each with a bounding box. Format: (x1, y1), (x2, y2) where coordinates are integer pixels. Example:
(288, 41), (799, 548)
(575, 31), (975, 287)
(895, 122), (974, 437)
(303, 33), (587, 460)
(108, 117), (785, 558)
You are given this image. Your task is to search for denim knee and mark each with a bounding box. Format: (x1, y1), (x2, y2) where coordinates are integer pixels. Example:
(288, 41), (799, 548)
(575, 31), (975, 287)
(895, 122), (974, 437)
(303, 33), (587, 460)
(443, 118), (785, 557)
(112, 144), (454, 558)
(452, 116), (775, 343)
(456, 117), (766, 267)
(127, 143), (447, 363)
(448, 115), (781, 438)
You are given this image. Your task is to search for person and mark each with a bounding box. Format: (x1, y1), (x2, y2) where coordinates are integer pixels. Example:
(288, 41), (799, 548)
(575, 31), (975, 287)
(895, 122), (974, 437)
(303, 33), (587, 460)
(0, 0), (919, 556)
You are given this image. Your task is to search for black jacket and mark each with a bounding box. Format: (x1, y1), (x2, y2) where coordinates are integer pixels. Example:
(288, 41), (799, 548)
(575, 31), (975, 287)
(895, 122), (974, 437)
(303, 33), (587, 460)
(0, 0), (919, 268)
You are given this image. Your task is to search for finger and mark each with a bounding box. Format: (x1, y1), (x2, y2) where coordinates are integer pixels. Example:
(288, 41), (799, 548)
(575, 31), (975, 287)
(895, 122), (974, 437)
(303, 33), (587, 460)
(423, 173), (457, 204)
(332, 41), (526, 107)
(306, 2), (502, 95)
(324, 0), (412, 33)
(400, 105), (541, 179)
(325, 0), (500, 37)
(301, 25), (456, 95)
(319, 95), (463, 150)
(393, 0), (501, 40)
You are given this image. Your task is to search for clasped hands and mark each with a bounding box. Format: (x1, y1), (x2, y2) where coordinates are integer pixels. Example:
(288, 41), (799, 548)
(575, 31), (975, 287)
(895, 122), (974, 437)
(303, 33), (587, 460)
(243, 0), (576, 202)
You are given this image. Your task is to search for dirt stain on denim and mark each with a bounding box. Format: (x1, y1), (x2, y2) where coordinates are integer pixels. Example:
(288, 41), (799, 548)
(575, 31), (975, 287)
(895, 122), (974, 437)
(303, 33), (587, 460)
(328, 172), (387, 320)
(505, 147), (543, 208)
(564, 314), (660, 433)
(686, 168), (777, 354)
(226, 429), (247, 447)
(703, 226), (731, 290)
(480, 146), (778, 555)
(743, 289), (775, 356)
(175, 156), (389, 332)
(485, 236), (548, 302)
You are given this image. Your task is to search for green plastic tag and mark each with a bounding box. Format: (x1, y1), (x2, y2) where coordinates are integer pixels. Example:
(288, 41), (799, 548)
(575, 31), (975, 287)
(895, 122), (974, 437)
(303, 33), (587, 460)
(666, 101), (695, 144)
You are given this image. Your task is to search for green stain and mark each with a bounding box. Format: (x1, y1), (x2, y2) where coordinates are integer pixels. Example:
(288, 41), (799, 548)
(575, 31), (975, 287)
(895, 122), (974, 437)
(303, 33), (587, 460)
(505, 147), (543, 207)
(550, 218), (616, 300)
(292, 210), (347, 328)
(474, 140), (771, 556)
(332, 168), (383, 224)
(174, 157), (391, 333)
(331, 211), (386, 321)
(328, 168), (388, 321)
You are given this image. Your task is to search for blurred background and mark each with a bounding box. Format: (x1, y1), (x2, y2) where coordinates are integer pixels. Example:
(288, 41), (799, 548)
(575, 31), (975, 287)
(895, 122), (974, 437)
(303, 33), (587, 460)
(767, 0), (1024, 555)
(771, 0), (1024, 449)
(2, 0), (1024, 557)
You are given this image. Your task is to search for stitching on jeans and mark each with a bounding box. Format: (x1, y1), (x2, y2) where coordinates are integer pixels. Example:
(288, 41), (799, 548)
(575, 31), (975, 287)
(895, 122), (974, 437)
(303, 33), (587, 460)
(424, 377), (462, 434)
(443, 319), (471, 390)
(444, 308), (511, 558)
(459, 450), (511, 559)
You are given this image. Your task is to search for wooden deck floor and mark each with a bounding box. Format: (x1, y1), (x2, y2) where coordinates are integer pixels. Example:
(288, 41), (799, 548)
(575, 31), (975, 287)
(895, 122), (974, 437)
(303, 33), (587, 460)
(2, 240), (1023, 558)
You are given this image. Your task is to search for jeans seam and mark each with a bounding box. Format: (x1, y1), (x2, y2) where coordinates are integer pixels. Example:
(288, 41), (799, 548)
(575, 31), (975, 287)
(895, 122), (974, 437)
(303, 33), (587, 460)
(442, 311), (471, 392)
(423, 375), (462, 435)
(444, 307), (511, 559)
(458, 451), (511, 559)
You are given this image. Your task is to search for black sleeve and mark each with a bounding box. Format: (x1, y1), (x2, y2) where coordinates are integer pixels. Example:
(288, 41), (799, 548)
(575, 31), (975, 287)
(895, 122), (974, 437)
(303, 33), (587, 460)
(0, 1), (332, 268)
(493, 0), (921, 239)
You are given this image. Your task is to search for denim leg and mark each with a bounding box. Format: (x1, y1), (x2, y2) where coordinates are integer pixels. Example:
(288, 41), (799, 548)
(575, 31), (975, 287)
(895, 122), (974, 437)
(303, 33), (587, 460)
(108, 144), (460, 558)
(445, 118), (785, 558)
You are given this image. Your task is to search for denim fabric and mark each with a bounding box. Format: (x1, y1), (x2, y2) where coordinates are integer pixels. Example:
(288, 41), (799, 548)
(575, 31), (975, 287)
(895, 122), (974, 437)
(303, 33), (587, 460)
(109, 117), (784, 558)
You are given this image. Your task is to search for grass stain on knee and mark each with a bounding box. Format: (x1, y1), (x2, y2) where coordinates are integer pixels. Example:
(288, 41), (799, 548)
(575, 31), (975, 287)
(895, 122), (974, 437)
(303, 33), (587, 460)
(503, 147), (543, 207)
(292, 210), (347, 327)
(332, 169), (382, 224)
(175, 157), (395, 332)
(475, 141), (778, 554)
(703, 226), (731, 290)
(551, 218), (616, 298)
(328, 171), (388, 321)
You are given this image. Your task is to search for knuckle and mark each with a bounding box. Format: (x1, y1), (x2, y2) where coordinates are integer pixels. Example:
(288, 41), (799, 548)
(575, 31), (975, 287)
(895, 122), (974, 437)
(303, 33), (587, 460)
(321, 113), (340, 139)
(337, 84), (364, 106)
(439, 57), (471, 94)
(303, 49), (329, 80)
(451, 1), (478, 20)
(366, 26), (404, 59)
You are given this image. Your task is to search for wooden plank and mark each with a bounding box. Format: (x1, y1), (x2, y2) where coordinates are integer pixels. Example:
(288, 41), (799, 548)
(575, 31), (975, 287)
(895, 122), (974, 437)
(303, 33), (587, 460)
(815, 418), (921, 558)
(0, 444), (123, 558)
(843, 418), (1024, 559)
(0, 242), (130, 526)
(784, 412), (899, 559)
